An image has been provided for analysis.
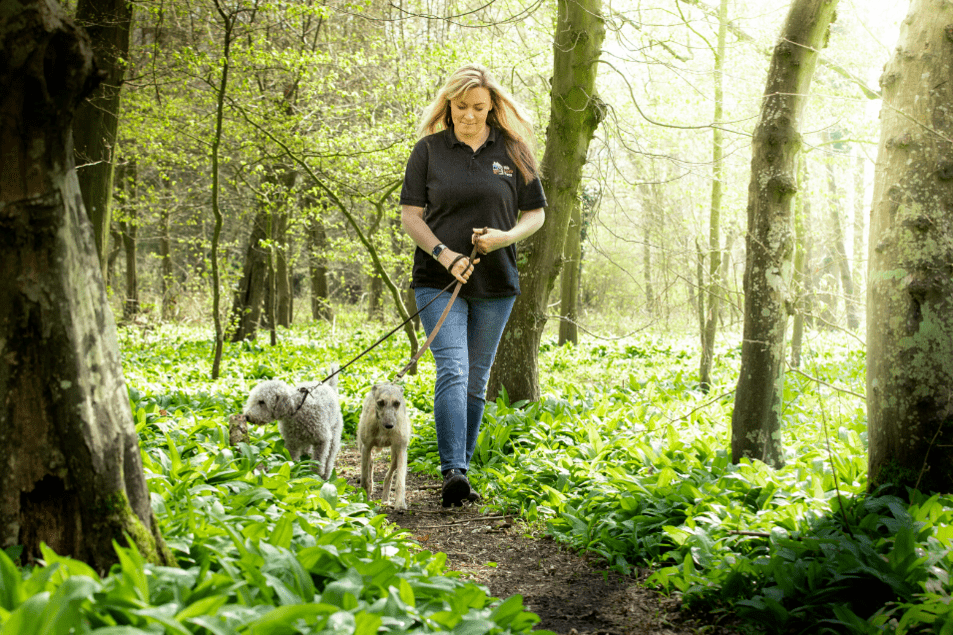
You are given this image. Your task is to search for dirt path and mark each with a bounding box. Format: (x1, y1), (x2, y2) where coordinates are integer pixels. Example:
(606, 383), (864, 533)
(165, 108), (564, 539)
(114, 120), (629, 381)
(337, 445), (742, 635)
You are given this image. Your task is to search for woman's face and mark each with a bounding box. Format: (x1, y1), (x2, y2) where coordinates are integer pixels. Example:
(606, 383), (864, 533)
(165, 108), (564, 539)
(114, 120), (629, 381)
(449, 87), (493, 142)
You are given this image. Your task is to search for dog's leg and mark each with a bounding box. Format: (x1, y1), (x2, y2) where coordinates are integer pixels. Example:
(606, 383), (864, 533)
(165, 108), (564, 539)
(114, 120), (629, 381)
(327, 433), (341, 480)
(390, 441), (408, 510)
(312, 439), (329, 479)
(286, 442), (302, 461)
(381, 446), (395, 505)
(360, 439), (376, 500)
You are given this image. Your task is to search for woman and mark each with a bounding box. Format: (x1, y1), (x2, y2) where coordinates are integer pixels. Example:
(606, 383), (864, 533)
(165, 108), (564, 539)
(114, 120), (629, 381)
(400, 63), (546, 507)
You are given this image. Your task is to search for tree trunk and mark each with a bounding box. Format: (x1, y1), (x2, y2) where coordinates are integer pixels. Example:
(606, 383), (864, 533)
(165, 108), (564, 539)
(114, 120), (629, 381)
(308, 215), (333, 322)
(208, 0), (235, 379)
(487, 0), (606, 403)
(232, 166), (296, 341)
(558, 199), (582, 346)
(275, 212), (292, 327)
(731, 0), (838, 468)
(106, 225), (123, 289)
(823, 132), (859, 330)
(791, 157), (809, 368)
(267, 210), (278, 346)
(72, 0), (133, 276)
(367, 275), (384, 322)
(867, 0), (953, 494)
(853, 151), (866, 300)
(159, 203), (176, 321)
(0, 0), (172, 569)
(230, 209), (270, 341)
(643, 204), (654, 315)
(122, 218), (139, 319)
(700, 0), (729, 393)
(116, 161), (139, 320)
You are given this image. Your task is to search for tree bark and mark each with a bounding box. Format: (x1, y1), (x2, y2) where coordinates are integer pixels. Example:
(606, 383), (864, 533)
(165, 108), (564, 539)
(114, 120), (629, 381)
(308, 214), (333, 322)
(230, 208), (270, 341)
(558, 199), (582, 346)
(274, 211), (292, 328)
(699, 0), (729, 393)
(367, 275), (384, 322)
(867, 0), (953, 494)
(487, 0), (606, 403)
(731, 0), (838, 468)
(116, 161), (139, 320)
(0, 0), (172, 569)
(791, 157), (809, 368)
(72, 0), (133, 276)
(208, 0), (235, 379)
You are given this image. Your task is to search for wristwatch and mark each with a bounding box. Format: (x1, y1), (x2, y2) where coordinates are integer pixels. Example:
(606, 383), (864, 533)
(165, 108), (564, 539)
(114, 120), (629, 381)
(431, 243), (447, 260)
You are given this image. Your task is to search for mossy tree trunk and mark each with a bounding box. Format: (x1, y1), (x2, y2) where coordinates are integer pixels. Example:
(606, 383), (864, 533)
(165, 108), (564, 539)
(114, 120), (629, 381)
(867, 0), (953, 494)
(731, 0), (838, 468)
(558, 199), (582, 346)
(0, 0), (172, 571)
(488, 0), (606, 402)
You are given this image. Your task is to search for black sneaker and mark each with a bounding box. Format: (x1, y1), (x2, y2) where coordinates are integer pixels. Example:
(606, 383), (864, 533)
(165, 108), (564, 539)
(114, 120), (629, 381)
(466, 486), (482, 503)
(441, 469), (470, 507)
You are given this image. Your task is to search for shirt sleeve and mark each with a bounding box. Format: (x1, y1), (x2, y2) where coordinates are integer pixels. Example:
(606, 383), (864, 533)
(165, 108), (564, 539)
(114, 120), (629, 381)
(517, 175), (547, 211)
(399, 138), (430, 207)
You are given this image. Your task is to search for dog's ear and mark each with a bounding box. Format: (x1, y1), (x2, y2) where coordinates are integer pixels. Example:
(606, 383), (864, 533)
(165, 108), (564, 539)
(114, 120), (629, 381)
(274, 390), (295, 417)
(396, 385), (405, 396)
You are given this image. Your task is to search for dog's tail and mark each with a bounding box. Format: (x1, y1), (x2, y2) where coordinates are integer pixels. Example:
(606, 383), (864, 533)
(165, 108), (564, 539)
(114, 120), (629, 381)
(325, 362), (340, 389)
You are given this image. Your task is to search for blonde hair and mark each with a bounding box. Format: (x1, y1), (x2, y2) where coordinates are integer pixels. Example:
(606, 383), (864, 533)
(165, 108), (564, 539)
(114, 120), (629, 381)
(418, 63), (540, 184)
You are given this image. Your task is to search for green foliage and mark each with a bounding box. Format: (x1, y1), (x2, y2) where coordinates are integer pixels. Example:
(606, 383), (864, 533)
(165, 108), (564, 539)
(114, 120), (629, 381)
(410, 330), (953, 634)
(0, 322), (549, 634)
(5, 320), (952, 634)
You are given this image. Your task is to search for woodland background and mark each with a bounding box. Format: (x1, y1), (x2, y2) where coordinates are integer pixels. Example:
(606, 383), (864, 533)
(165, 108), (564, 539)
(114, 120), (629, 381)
(89, 0), (901, 352)
(10, 0), (953, 633)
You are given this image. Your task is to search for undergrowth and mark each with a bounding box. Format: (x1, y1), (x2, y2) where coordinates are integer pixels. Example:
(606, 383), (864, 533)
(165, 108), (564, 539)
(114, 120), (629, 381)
(2, 315), (951, 634)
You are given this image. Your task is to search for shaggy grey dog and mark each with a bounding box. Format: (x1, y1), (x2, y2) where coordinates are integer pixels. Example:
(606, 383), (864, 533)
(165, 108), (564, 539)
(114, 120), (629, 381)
(243, 366), (343, 480)
(357, 383), (411, 510)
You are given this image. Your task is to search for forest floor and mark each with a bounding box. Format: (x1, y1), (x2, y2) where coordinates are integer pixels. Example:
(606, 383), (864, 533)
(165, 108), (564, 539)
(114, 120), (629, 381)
(336, 444), (745, 635)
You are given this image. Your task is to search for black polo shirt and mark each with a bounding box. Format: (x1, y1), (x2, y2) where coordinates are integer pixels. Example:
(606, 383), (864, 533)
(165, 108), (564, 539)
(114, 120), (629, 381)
(400, 127), (547, 298)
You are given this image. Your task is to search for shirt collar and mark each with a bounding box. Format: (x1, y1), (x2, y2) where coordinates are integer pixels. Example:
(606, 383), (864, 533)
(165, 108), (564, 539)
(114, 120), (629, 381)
(445, 125), (497, 150)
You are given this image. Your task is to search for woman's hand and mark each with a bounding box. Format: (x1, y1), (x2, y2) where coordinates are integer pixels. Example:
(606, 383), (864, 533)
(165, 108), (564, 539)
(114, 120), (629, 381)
(438, 249), (480, 284)
(472, 210), (545, 254)
(471, 226), (509, 255)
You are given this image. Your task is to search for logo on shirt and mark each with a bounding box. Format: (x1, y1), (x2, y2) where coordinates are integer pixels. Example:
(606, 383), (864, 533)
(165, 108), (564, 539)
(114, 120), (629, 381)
(492, 161), (514, 177)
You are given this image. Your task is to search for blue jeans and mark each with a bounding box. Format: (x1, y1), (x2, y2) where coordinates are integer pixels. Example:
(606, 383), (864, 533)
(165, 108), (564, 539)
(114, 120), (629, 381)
(414, 286), (516, 474)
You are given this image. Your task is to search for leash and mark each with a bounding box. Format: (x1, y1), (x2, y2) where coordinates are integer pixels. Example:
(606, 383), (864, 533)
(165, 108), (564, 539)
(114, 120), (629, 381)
(290, 243), (480, 414)
(392, 244), (479, 381)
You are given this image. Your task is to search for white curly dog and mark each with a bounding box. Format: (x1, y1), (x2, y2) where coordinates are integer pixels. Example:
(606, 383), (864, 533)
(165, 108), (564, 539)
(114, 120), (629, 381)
(242, 366), (343, 480)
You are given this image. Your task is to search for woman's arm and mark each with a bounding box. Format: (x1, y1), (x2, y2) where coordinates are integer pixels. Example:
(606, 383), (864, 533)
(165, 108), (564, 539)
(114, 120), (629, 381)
(401, 204), (478, 284)
(472, 208), (545, 254)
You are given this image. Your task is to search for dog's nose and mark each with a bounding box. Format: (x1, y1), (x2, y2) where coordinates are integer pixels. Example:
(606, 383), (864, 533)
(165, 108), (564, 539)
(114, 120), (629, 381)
(384, 422), (394, 429)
